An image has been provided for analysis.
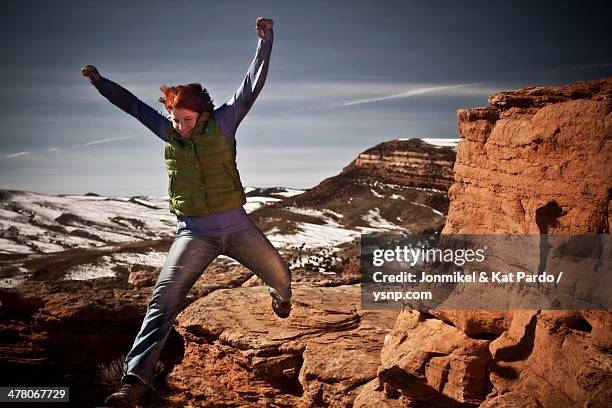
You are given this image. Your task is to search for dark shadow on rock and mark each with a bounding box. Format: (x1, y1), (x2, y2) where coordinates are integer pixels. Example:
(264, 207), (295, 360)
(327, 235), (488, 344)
(154, 327), (186, 391)
(536, 201), (566, 275)
(488, 361), (520, 380)
(378, 365), (468, 408)
(254, 351), (305, 397)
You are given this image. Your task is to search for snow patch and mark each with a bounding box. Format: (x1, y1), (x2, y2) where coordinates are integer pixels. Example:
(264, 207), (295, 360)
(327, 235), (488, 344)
(284, 207), (344, 227)
(63, 255), (116, 280)
(374, 182), (446, 194)
(397, 138), (459, 148)
(323, 209), (344, 218)
(243, 196), (281, 213)
(420, 138), (460, 148)
(0, 238), (35, 254)
(0, 267), (30, 288)
(410, 201), (445, 216)
(370, 188), (384, 198)
(112, 251), (167, 268)
(63, 195), (109, 200)
(266, 226), (281, 234)
(267, 222), (358, 250)
(362, 208), (404, 230)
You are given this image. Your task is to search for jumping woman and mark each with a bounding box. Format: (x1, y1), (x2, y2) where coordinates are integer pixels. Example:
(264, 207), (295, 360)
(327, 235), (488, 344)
(81, 17), (292, 407)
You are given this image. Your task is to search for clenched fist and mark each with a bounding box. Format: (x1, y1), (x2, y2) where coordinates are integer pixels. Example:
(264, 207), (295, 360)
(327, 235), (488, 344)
(80, 65), (101, 81)
(255, 17), (273, 39)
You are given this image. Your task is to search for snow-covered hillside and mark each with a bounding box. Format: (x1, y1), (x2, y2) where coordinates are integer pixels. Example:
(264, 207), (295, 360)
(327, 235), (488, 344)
(0, 188), (305, 287)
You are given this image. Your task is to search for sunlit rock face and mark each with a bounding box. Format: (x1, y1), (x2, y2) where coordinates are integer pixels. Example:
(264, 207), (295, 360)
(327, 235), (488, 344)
(443, 77), (611, 234)
(364, 78), (612, 408)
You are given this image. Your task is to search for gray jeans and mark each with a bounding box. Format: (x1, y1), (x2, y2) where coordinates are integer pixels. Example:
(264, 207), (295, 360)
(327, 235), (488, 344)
(122, 226), (292, 390)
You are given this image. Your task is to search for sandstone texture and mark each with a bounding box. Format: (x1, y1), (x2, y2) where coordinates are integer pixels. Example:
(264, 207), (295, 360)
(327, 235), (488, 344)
(352, 139), (456, 191)
(0, 278), (155, 405)
(444, 77), (611, 234)
(162, 284), (399, 407)
(365, 78), (612, 407)
(0, 266), (399, 407)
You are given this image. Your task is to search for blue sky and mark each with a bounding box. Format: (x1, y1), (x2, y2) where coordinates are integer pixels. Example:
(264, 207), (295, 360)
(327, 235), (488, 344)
(1, 0), (610, 195)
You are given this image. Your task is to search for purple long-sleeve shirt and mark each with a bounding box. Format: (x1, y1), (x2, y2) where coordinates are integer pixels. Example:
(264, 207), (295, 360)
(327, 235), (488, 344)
(90, 29), (273, 237)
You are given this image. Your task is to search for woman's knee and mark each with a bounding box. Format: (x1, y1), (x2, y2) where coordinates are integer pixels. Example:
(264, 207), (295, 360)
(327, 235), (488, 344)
(149, 275), (193, 310)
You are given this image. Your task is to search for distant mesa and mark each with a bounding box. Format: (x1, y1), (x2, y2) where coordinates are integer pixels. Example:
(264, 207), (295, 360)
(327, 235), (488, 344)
(276, 137), (455, 211)
(251, 137), (455, 236)
(354, 138), (456, 190)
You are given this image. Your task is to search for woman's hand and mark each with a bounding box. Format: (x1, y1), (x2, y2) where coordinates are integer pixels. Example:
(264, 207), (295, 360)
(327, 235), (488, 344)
(81, 65), (101, 81)
(255, 17), (273, 39)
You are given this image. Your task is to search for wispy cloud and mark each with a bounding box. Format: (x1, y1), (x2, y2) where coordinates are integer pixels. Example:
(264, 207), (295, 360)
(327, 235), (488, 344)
(269, 81), (493, 115)
(2, 151), (31, 159)
(263, 81), (493, 104)
(84, 136), (133, 146)
(1, 137), (133, 161)
(339, 82), (486, 107)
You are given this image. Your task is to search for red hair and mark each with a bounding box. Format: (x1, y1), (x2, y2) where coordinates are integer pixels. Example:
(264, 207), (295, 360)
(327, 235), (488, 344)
(158, 83), (214, 114)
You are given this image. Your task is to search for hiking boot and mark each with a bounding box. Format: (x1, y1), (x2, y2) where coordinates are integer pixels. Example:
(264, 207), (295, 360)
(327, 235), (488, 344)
(272, 298), (292, 318)
(104, 375), (152, 407)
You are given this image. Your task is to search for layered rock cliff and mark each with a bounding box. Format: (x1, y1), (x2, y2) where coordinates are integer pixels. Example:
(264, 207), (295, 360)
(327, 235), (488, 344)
(254, 138), (456, 235)
(364, 77), (612, 408)
(348, 139), (456, 191)
(444, 77), (611, 234)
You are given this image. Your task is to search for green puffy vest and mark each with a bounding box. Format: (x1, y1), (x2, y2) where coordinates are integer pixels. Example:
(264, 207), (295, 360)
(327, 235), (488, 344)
(164, 112), (246, 216)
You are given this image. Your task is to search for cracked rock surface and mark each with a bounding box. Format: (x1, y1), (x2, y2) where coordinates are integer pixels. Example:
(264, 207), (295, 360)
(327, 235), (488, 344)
(163, 284), (399, 407)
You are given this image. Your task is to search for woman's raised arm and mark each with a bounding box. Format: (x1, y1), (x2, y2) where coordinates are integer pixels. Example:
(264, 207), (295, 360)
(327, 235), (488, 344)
(215, 18), (274, 143)
(81, 65), (170, 142)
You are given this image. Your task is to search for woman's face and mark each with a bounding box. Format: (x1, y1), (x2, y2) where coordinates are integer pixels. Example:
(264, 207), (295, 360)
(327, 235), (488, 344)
(170, 107), (200, 138)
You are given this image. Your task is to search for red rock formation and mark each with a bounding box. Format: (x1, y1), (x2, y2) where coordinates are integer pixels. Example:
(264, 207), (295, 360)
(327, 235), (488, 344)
(351, 139), (456, 190)
(163, 284), (399, 407)
(444, 77), (611, 234)
(0, 279), (154, 406)
(364, 78), (612, 408)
